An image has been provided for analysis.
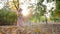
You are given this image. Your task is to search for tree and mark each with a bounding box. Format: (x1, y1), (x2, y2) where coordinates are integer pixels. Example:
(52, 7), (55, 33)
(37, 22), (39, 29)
(0, 7), (17, 26)
(6, 0), (24, 26)
(51, 1), (60, 22)
(28, 0), (46, 23)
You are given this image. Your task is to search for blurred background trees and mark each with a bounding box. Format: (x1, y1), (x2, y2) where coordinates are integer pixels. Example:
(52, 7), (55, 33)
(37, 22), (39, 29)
(28, 0), (60, 23)
(0, 0), (60, 25)
(0, 7), (17, 26)
(28, 0), (46, 23)
(51, 0), (60, 22)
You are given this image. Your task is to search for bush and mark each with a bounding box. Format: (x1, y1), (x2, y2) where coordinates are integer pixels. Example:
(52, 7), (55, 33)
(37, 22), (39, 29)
(54, 18), (60, 22)
(0, 8), (17, 26)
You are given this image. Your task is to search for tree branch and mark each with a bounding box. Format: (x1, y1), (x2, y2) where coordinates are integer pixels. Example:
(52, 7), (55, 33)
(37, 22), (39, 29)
(13, 0), (19, 10)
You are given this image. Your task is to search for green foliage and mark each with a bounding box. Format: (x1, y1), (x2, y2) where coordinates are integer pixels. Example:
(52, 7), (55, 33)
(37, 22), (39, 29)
(47, 0), (54, 3)
(49, 1), (60, 22)
(51, 17), (60, 22)
(46, 0), (60, 22)
(56, 1), (60, 10)
(52, 9), (60, 17)
(13, 0), (19, 10)
(51, 9), (60, 22)
(28, 0), (46, 22)
(54, 18), (60, 22)
(55, 10), (60, 17)
(0, 8), (17, 26)
(56, 0), (60, 1)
